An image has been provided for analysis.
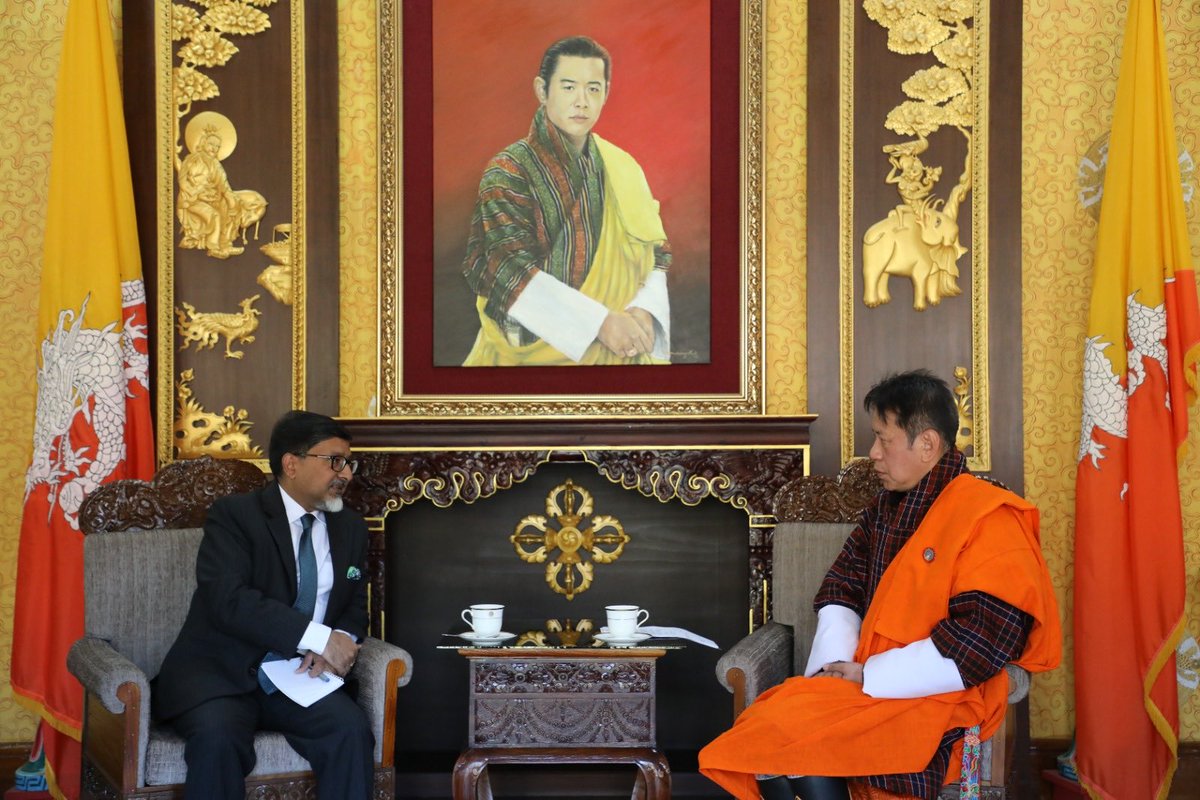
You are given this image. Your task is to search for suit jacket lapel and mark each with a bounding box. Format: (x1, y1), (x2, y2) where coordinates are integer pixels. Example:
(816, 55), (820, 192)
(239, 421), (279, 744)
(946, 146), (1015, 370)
(325, 510), (353, 615)
(262, 483), (298, 603)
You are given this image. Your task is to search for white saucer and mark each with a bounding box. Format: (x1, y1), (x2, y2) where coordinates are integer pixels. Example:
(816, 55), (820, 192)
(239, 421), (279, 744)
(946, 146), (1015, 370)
(456, 631), (516, 646)
(593, 632), (651, 647)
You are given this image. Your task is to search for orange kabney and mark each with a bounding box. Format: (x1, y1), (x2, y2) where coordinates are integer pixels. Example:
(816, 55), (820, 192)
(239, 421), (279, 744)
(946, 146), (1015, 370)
(700, 476), (1061, 799)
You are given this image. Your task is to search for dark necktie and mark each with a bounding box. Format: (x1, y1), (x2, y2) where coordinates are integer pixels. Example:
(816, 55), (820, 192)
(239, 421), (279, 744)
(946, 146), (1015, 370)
(258, 513), (317, 694)
(294, 513), (317, 618)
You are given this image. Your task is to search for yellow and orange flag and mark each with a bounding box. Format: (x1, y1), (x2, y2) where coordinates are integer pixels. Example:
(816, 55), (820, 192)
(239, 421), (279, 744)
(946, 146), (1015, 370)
(10, 0), (155, 797)
(1073, 0), (1200, 798)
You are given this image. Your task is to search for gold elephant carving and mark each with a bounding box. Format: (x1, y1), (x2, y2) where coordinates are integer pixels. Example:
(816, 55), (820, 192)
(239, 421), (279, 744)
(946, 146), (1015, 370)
(861, 202), (966, 311)
(863, 135), (972, 311)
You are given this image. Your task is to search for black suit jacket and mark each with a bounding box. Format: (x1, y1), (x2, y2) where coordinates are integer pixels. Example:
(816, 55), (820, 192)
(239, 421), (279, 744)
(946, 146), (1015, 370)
(152, 482), (369, 721)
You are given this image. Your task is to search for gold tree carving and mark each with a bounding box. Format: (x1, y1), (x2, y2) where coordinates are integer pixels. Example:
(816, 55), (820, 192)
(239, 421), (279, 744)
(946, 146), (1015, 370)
(860, 0), (974, 310)
(172, 0), (275, 166)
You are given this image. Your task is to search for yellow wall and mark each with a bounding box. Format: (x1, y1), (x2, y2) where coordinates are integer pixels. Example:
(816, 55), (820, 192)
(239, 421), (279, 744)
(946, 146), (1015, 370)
(4, 0), (1200, 748)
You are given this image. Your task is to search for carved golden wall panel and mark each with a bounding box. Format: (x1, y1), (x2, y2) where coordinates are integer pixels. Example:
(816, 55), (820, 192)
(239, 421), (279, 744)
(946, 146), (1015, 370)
(1022, 0), (1200, 740)
(822, 0), (993, 472)
(148, 0), (339, 464)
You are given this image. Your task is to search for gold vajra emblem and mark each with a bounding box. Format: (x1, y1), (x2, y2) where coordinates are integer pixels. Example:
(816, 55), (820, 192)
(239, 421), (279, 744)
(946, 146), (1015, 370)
(511, 480), (628, 600)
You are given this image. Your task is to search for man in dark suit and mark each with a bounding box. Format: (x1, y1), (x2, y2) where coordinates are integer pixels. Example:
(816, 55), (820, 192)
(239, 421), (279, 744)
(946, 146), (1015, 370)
(153, 411), (373, 799)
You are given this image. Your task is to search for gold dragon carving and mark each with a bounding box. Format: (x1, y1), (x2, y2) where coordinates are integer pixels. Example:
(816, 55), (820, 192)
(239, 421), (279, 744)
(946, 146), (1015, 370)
(861, 0), (973, 311)
(174, 368), (262, 459)
(510, 480), (629, 600)
(176, 294), (262, 359)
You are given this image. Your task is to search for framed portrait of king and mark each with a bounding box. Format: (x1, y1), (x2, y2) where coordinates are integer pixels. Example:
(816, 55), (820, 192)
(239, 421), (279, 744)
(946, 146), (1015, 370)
(378, 0), (763, 416)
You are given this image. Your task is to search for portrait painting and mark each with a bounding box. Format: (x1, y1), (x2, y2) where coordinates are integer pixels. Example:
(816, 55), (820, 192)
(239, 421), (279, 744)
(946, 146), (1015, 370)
(382, 0), (758, 413)
(432, 0), (710, 369)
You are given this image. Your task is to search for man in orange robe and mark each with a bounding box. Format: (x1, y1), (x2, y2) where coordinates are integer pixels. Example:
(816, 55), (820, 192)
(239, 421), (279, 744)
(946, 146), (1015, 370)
(699, 371), (1061, 800)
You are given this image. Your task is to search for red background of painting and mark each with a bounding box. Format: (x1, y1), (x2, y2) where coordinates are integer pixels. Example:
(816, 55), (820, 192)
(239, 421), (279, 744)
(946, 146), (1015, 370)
(402, 0), (742, 397)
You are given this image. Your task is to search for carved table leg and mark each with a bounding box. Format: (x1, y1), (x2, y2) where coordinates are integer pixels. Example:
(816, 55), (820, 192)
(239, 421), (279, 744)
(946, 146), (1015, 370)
(452, 749), (491, 800)
(631, 749), (671, 800)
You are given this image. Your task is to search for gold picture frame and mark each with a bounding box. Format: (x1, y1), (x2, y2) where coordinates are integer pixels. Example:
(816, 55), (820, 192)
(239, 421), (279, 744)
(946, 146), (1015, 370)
(376, 0), (764, 417)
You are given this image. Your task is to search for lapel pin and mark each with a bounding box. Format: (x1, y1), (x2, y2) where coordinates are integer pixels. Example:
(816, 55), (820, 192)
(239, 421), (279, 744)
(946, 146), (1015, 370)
(346, 566), (362, 580)
(922, 547), (936, 563)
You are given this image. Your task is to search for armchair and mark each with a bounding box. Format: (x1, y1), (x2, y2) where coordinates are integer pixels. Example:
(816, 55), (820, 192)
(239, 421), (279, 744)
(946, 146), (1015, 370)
(67, 457), (413, 800)
(715, 460), (1028, 800)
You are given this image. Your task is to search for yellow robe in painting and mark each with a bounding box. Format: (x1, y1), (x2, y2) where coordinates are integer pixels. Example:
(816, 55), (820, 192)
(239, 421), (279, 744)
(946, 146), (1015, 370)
(463, 135), (667, 367)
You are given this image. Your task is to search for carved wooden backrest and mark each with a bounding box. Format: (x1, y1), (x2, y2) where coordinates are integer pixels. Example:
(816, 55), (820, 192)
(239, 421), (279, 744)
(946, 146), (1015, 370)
(772, 458), (881, 524)
(78, 456), (268, 535)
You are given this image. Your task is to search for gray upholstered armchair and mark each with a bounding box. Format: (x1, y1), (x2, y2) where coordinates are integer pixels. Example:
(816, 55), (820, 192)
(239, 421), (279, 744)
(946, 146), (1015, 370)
(715, 460), (1028, 800)
(67, 457), (413, 800)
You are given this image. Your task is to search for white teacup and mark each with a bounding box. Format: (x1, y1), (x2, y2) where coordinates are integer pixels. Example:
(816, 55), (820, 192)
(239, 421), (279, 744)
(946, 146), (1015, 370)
(461, 603), (504, 636)
(605, 605), (649, 637)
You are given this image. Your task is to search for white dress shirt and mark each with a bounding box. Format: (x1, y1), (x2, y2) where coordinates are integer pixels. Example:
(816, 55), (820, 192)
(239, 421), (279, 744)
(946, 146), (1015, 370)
(278, 486), (335, 655)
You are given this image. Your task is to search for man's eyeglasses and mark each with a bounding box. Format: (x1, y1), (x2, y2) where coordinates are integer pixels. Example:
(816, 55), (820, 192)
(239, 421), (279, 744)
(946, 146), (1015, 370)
(298, 453), (360, 474)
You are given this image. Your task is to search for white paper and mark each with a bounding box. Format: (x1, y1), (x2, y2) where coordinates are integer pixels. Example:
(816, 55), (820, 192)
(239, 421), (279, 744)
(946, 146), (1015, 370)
(260, 657), (344, 707)
(629, 625), (719, 649)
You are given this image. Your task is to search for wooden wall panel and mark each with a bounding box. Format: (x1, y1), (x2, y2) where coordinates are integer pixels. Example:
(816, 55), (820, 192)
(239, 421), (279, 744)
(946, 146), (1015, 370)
(807, 0), (1024, 490)
(123, 0), (340, 464)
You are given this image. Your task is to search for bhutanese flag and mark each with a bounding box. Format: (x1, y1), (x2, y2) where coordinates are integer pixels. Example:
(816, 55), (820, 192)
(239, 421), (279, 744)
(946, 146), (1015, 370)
(10, 0), (155, 797)
(1073, 0), (1200, 798)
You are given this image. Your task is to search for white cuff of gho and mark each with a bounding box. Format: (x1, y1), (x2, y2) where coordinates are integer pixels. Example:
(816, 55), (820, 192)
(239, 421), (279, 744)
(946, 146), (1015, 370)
(627, 269), (670, 360)
(862, 637), (965, 698)
(803, 604), (862, 677)
(507, 271), (610, 363)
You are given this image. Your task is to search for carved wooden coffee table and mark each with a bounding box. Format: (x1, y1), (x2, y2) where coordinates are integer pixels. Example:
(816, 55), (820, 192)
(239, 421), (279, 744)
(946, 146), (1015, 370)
(451, 646), (671, 800)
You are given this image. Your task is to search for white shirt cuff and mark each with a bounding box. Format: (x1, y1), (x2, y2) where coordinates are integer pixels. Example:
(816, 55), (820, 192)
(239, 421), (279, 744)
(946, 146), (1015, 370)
(862, 637), (966, 698)
(804, 604), (862, 677)
(627, 270), (670, 361)
(299, 621), (332, 655)
(507, 271), (610, 363)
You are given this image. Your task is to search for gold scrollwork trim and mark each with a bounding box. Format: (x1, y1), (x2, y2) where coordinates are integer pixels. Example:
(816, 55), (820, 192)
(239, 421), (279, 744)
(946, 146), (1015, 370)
(968, 0), (990, 472)
(839, 1), (856, 467)
(157, 3), (177, 465)
(840, 0), (990, 470)
(376, 0), (401, 415)
(580, 455), (751, 515)
(291, 0), (306, 410)
(375, 0), (764, 417)
(375, 455), (555, 517)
